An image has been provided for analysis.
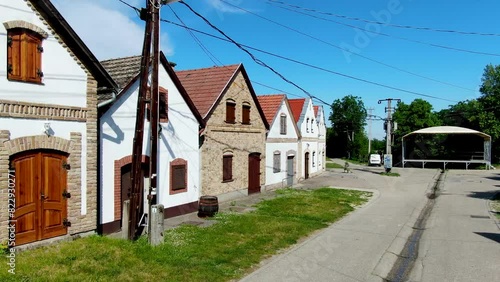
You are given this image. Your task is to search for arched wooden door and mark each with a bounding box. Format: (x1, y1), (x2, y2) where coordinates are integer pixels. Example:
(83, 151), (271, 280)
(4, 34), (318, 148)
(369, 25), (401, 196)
(304, 152), (310, 179)
(248, 153), (261, 194)
(120, 163), (148, 229)
(12, 150), (68, 245)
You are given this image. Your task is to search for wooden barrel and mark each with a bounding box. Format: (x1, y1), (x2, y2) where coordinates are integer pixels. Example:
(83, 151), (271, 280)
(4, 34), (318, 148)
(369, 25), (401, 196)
(198, 196), (219, 217)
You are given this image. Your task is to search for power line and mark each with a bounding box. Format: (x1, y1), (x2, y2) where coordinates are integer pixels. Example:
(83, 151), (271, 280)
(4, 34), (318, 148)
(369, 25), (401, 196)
(115, 0), (329, 105)
(116, 0), (140, 12)
(167, 5), (223, 66)
(161, 19), (459, 103)
(178, 0), (331, 106)
(267, 0), (500, 37)
(267, 1), (500, 58)
(221, 0), (476, 92)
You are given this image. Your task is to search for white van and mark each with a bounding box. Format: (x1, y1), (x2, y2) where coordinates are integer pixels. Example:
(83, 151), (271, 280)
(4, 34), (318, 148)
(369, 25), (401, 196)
(369, 154), (381, 166)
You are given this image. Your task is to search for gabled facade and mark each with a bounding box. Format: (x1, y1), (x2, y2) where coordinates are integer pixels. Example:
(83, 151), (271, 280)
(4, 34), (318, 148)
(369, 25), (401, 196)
(315, 105), (327, 171)
(0, 0), (117, 246)
(176, 64), (268, 199)
(257, 94), (300, 188)
(289, 98), (323, 179)
(98, 53), (204, 234)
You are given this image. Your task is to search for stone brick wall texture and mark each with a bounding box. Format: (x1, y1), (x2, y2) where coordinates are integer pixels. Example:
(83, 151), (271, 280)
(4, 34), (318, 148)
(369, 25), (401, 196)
(201, 71), (267, 196)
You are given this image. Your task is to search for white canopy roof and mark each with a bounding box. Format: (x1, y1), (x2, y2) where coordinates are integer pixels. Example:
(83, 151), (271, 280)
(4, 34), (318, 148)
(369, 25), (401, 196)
(403, 126), (491, 140)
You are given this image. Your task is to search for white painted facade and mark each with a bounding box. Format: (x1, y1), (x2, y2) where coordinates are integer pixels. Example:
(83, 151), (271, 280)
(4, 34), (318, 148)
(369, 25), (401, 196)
(316, 105), (327, 171)
(0, 0), (89, 215)
(264, 99), (299, 188)
(99, 66), (200, 225)
(0, 1), (88, 107)
(297, 98), (320, 179)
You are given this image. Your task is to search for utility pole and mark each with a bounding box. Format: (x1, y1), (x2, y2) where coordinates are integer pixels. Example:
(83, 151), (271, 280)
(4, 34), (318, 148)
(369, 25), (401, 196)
(367, 107), (374, 155)
(129, 0), (153, 240)
(148, 0), (160, 237)
(378, 98), (400, 172)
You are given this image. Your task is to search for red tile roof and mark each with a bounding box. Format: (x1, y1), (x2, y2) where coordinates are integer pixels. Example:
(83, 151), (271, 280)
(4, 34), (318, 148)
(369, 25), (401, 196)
(175, 64), (240, 118)
(257, 94), (285, 124)
(313, 105), (319, 117)
(288, 98), (306, 123)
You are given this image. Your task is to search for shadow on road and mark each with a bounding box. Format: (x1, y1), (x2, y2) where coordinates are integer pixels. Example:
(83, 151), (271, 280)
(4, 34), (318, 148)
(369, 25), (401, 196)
(474, 232), (500, 244)
(466, 190), (499, 200)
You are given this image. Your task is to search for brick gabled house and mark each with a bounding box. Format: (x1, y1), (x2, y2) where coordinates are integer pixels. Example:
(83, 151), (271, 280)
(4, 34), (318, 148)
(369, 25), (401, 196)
(0, 0), (117, 246)
(176, 64), (269, 198)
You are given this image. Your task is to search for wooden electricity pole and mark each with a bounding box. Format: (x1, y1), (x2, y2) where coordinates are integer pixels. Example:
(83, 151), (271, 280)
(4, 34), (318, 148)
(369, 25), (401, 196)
(128, 0), (153, 240)
(148, 0), (161, 235)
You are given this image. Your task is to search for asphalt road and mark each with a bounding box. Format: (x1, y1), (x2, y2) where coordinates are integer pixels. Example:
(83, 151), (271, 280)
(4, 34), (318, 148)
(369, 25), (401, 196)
(241, 162), (500, 282)
(409, 170), (500, 282)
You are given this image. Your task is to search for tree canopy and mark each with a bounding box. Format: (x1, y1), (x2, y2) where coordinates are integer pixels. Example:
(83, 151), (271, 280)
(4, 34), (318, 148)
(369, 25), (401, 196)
(327, 95), (367, 160)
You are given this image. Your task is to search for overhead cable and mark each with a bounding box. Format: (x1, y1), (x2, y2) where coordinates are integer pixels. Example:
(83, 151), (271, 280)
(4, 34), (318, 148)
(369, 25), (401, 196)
(267, 0), (500, 37)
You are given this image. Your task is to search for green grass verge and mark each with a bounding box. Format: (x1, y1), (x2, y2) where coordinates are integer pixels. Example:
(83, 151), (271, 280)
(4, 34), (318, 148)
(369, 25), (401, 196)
(326, 162), (344, 169)
(380, 172), (400, 177)
(1, 188), (371, 282)
(341, 158), (367, 165)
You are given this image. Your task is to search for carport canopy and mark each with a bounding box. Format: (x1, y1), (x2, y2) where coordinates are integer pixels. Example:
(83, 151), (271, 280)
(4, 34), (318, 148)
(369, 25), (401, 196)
(402, 126), (492, 170)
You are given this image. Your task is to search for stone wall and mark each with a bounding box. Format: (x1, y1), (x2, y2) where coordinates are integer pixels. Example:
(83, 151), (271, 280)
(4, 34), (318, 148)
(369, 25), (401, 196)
(200, 71), (266, 196)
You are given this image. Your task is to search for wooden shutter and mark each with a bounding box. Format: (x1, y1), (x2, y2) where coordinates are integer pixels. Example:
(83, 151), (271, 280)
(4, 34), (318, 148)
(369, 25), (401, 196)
(159, 90), (168, 121)
(7, 29), (42, 83)
(172, 165), (186, 190)
(273, 153), (280, 173)
(25, 33), (42, 83)
(226, 102), (235, 123)
(242, 105), (250, 124)
(7, 30), (22, 80)
(280, 115), (287, 135)
(223, 155), (232, 181)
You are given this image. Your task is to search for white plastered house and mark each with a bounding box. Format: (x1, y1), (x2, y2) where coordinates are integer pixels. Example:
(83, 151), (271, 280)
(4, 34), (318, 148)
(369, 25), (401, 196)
(98, 52), (204, 234)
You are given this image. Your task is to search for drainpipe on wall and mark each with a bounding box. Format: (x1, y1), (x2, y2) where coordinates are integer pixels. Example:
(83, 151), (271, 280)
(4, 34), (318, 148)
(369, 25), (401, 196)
(97, 87), (118, 108)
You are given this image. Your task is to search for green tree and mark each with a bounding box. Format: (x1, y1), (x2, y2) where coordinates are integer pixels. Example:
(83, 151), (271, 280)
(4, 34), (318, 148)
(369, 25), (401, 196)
(478, 64), (500, 162)
(328, 95), (367, 160)
(392, 99), (441, 164)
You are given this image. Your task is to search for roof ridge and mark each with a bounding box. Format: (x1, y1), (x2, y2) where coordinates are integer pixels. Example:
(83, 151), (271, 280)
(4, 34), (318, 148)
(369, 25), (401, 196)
(100, 54), (142, 63)
(176, 63), (240, 72)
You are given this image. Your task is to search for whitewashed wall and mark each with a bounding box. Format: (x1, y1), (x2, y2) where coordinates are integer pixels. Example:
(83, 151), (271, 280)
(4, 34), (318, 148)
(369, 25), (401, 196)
(100, 67), (200, 225)
(157, 67), (200, 210)
(0, 1), (87, 107)
(265, 99), (299, 186)
(316, 106), (327, 171)
(297, 99), (320, 178)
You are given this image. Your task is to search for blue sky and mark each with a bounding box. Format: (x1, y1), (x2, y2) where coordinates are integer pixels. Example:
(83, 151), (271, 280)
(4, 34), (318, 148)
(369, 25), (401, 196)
(53, 0), (500, 139)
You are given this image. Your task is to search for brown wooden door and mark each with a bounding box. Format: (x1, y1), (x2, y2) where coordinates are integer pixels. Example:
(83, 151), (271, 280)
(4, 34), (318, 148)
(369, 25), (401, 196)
(13, 151), (68, 245)
(248, 153), (261, 194)
(304, 152), (310, 179)
(121, 163), (147, 228)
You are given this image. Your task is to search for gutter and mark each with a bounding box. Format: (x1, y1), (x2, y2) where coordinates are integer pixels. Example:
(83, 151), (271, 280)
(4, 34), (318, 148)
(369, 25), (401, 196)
(97, 87), (118, 108)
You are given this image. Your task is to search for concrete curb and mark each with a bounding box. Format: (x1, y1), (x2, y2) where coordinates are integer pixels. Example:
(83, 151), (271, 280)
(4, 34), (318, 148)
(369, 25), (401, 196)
(370, 169), (443, 280)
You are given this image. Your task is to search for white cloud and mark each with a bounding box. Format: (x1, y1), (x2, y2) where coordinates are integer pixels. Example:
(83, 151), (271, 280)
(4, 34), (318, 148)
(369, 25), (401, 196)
(52, 0), (173, 60)
(207, 0), (246, 13)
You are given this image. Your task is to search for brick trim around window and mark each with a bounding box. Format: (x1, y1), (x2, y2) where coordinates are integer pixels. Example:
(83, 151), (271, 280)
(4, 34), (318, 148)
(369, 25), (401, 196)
(170, 158), (188, 195)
